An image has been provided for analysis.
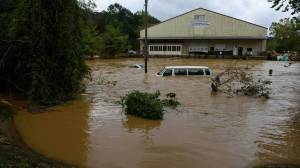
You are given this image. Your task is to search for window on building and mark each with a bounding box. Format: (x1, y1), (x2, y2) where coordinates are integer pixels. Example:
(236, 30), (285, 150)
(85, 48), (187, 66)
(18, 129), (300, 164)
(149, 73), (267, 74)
(163, 46), (167, 51)
(168, 46), (171, 51)
(172, 46), (176, 51)
(247, 48), (253, 52)
(177, 46), (181, 51)
(159, 46), (162, 51)
(174, 69), (187, 76)
(194, 15), (205, 21)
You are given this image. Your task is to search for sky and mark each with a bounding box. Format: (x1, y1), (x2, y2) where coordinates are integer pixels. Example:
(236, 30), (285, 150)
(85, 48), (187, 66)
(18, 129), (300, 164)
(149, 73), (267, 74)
(93, 0), (294, 29)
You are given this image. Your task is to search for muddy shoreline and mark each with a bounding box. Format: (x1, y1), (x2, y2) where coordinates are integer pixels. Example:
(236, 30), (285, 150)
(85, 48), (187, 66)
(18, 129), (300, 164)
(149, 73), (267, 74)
(0, 100), (74, 168)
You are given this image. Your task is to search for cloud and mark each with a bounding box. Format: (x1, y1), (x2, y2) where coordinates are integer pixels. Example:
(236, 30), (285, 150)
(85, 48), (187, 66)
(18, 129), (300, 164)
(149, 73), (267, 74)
(94, 0), (294, 28)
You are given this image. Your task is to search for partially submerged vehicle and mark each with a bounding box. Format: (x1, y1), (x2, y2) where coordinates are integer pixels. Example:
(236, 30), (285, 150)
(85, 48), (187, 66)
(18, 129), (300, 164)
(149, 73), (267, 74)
(157, 66), (212, 77)
(130, 64), (144, 69)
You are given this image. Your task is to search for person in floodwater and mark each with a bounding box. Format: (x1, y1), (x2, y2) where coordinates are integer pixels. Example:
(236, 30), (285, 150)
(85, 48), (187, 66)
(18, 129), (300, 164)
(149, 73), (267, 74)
(211, 79), (218, 92)
(211, 71), (225, 92)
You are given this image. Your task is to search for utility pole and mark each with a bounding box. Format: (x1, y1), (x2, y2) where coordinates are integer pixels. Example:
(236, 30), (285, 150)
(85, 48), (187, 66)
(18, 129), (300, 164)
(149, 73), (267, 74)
(144, 0), (148, 73)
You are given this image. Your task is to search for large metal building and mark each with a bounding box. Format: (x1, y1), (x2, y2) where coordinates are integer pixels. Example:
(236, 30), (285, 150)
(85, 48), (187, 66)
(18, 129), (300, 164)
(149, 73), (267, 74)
(140, 8), (268, 56)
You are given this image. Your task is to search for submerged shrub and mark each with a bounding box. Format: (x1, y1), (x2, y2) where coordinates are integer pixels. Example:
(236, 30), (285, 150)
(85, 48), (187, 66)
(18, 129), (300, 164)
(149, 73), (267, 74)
(162, 93), (180, 108)
(121, 91), (163, 120)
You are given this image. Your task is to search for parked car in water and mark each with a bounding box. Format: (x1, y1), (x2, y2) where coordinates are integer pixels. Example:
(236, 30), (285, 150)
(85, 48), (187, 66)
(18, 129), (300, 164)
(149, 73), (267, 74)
(130, 64), (144, 69)
(157, 66), (212, 77)
(128, 50), (137, 55)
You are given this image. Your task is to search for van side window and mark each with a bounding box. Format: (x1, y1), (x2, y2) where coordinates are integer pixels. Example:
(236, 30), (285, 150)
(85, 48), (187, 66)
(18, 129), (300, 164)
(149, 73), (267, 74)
(174, 69), (187, 76)
(205, 69), (211, 76)
(163, 69), (172, 76)
(188, 69), (204, 75)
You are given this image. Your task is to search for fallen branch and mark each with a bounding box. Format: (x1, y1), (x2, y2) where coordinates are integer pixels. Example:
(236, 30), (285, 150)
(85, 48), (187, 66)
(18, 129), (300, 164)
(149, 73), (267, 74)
(211, 66), (272, 99)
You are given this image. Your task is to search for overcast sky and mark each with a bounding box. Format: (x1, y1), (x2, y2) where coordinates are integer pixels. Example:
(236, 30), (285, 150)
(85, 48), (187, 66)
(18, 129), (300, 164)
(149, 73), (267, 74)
(94, 0), (294, 29)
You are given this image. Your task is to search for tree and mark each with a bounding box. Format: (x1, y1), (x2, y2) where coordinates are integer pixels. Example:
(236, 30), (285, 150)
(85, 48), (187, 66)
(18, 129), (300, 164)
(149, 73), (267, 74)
(0, 0), (89, 105)
(0, 0), (19, 39)
(81, 24), (102, 58)
(91, 3), (160, 50)
(268, 0), (300, 15)
(269, 17), (300, 51)
(99, 25), (129, 57)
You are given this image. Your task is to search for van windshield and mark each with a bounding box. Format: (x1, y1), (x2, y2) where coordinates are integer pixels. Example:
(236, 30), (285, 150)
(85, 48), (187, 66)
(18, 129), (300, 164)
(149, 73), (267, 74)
(157, 68), (165, 75)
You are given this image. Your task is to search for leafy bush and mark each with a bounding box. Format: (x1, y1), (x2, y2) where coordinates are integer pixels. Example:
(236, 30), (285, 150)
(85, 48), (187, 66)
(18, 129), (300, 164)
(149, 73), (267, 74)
(162, 93), (180, 108)
(121, 91), (164, 120)
(121, 91), (181, 120)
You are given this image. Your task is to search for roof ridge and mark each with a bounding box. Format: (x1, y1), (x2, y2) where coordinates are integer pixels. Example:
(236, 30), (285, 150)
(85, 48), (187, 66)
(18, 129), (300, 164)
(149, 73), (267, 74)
(141, 7), (268, 31)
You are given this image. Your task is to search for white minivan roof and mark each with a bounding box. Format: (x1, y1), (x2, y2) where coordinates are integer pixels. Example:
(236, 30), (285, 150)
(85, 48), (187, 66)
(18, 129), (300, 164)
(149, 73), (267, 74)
(165, 66), (209, 69)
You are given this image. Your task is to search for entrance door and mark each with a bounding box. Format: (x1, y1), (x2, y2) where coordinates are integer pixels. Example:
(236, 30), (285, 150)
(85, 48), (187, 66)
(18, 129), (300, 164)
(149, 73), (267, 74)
(238, 47), (243, 55)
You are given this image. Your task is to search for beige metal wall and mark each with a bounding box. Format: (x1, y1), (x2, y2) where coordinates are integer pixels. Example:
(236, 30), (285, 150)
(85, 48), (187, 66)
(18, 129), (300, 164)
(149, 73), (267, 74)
(141, 39), (266, 56)
(140, 8), (267, 38)
(181, 39), (265, 55)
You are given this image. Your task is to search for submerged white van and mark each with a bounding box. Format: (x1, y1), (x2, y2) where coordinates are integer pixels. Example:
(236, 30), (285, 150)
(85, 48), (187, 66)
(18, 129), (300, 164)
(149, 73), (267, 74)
(157, 66), (212, 77)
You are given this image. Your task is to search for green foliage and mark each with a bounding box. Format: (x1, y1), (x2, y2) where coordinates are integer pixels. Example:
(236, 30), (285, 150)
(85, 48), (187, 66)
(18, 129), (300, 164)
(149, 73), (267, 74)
(92, 3), (160, 50)
(162, 93), (180, 108)
(121, 91), (164, 120)
(98, 25), (130, 57)
(121, 91), (181, 120)
(0, 0), (18, 39)
(269, 18), (300, 52)
(218, 67), (272, 99)
(81, 24), (102, 57)
(267, 38), (278, 51)
(269, 0), (300, 15)
(0, 102), (15, 121)
(238, 72), (272, 99)
(0, 0), (89, 105)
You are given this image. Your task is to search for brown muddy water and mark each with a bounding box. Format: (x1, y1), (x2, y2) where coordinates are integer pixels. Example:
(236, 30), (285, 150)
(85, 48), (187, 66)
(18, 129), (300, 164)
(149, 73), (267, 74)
(14, 58), (300, 168)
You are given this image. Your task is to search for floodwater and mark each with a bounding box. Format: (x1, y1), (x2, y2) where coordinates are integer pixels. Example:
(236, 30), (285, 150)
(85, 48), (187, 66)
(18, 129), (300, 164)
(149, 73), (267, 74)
(14, 58), (300, 168)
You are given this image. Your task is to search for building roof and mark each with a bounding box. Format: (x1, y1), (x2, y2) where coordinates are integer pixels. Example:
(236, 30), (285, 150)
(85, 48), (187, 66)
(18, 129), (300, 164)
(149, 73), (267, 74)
(139, 36), (268, 40)
(142, 7), (268, 31)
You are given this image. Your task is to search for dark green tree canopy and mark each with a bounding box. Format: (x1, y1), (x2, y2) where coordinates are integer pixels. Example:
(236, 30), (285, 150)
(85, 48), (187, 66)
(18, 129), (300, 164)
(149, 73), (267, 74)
(269, 0), (300, 15)
(0, 0), (89, 104)
(92, 3), (160, 50)
(269, 17), (300, 51)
